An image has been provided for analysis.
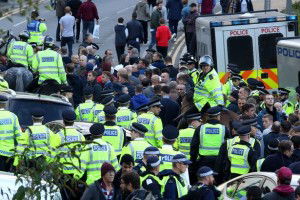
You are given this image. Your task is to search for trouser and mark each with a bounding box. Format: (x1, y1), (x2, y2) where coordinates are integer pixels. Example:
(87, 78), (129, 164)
(128, 40), (140, 53)
(156, 46), (168, 58)
(56, 17), (62, 41)
(168, 19), (180, 35)
(186, 32), (194, 54)
(0, 155), (14, 172)
(115, 45), (125, 63)
(138, 20), (148, 43)
(148, 29), (156, 49)
(61, 36), (74, 58)
(75, 18), (81, 41)
(82, 20), (94, 40)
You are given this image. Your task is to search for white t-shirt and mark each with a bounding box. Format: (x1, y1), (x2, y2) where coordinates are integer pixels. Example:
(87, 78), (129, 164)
(59, 14), (75, 37)
(241, 0), (248, 13)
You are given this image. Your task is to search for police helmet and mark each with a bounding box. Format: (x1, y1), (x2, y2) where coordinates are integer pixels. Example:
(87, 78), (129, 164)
(44, 36), (55, 48)
(19, 31), (30, 41)
(199, 55), (213, 67)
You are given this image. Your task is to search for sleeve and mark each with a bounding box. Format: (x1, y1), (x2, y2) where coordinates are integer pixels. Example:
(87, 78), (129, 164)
(27, 45), (34, 67)
(215, 142), (230, 179)
(120, 143), (131, 160)
(57, 54), (67, 84)
(204, 74), (224, 106)
(156, 27), (160, 41)
(13, 115), (22, 140)
(77, 5), (82, 19)
(253, 139), (261, 159)
(93, 4), (99, 20)
(31, 53), (39, 73)
(248, 148), (258, 172)
(142, 178), (162, 199)
(225, 127), (231, 139)
(190, 127), (200, 163)
(110, 145), (120, 171)
(173, 138), (179, 150)
(6, 42), (13, 57)
(80, 185), (95, 200)
(39, 23), (47, 33)
(153, 118), (163, 148)
(163, 177), (178, 199)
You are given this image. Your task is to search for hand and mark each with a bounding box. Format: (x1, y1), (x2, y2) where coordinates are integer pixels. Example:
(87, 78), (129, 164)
(96, 19), (99, 25)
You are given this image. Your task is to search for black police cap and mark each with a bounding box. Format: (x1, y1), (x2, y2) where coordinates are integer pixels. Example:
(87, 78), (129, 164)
(278, 88), (290, 95)
(0, 95), (8, 103)
(118, 94), (131, 104)
(131, 122), (148, 134)
(259, 89), (269, 95)
(136, 103), (149, 112)
(237, 125), (252, 136)
(207, 106), (221, 116)
(60, 85), (73, 93)
(99, 90), (114, 97)
(62, 110), (76, 122)
(84, 87), (94, 96)
(31, 108), (45, 118)
(148, 98), (162, 108)
(89, 123), (105, 136)
(101, 96), (114, 106)
(242, 118), (259, 128)
(247, 78), (259, 87)
(162, 125), (179, 140)
(232, 120), (242, 131)
(256, 81), (265, 90)
(185, 113), (201, 120)
(104, 105), (117, 115)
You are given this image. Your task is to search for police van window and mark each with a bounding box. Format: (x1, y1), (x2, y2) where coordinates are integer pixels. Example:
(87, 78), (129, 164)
(227, 36), (254, 70)
(258, 33), (283, 69)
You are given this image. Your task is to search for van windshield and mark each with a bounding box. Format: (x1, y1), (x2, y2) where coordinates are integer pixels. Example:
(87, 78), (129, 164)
(227, 36), (254, 71)
(258, 33), (283, 69)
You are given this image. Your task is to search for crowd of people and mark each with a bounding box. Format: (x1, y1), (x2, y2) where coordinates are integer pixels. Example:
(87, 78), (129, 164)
(1, 0), (300, 199)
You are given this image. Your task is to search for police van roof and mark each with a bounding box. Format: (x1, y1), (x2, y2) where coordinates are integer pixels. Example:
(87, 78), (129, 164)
(277, 38), (300, 49)
(196, 10), (297, 27)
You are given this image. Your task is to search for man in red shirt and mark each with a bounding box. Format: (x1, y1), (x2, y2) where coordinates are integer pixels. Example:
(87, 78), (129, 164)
(77, 0), (99, 41)
(155, 18), (171, 58)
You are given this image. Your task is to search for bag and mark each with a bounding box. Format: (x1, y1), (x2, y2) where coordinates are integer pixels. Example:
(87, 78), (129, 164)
(93, 24), (100, 39)
(130, 189), (155, 200)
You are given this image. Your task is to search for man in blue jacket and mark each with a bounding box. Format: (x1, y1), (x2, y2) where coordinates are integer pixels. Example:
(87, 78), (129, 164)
(166, 0), (183, 41)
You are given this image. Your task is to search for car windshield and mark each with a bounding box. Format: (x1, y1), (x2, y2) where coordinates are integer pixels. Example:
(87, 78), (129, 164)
(8, 98), (73, 128)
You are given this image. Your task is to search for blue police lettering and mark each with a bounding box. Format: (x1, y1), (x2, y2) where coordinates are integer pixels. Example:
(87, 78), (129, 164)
(205, 128), (220, 134)
(32, 133), (47, 140)
(180, 137), (192, 143)
(42, 57), (55, 62)
(81, 108), (92, 115)
(98, 115), (105, 121)
(136, 151), (143, 159)
(104, 129), (118, 136)
(277, 47), (300, 59)
(94, 110), (102, 115)
(117, 116), (130, 122)
(93, 145), (107, 151)
(161, 154), (174, 162)
(138, 118), (150, 124)
(13, 45), (24, 50)
(66, 136), (79, 142)
(232, 148), (244, 155)
(0, 118), (12, 125)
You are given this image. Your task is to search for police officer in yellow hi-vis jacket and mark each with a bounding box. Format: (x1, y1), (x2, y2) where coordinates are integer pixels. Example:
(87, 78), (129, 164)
(116, 94), (137, 129)
(134, 146), (160, 175)
(0, 95), (22, 172)
(86, 123), (119, 185)
(193, 55), (224, 113)
(31, 36), (67, 85)
(94, 95), (115, 124)
(7, 31), (34, 69)
(27, 10), (47, 45)
(278, 88), (294, 115)
(137, 98), (163, 148)
(75, 87), (97, 122)
(120, 122), (151, 161)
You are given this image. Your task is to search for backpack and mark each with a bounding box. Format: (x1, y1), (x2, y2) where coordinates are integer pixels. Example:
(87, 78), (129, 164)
(130, 189), (156, 200)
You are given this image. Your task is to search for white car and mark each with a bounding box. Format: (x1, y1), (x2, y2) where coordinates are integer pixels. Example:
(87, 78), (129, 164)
(217, 172), (300, 200)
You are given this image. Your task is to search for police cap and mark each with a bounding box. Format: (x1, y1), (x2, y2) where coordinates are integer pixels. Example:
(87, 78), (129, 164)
(197, 166), (217, 177)
(99, 90), (114, 97)
(230, 90), (239, 100)
(278, 88), (290, 95)
(199, 55), (213, 67)
(31, 108), (45, 118)
(146, 48), (156, 53)
(136, 103), (149, 112)
(185, 113), (201, 120)
(207, 106), (221, 116)
(148, 98), (162, 108)
(62, 110), (76, 122)
(227, 64), (240, 75)
(172, 154), (192, 165)
(0, 95), (8, 103)
(89, 123), (105, 136)
(84, 87), (94, 96)
(162, 125), (179, 140)
(104, 105), (117, 116)
(232, 120), (242, 131)
(186, 56), (197, 65)
(256, 81), (265, 90)
(237, 125), (252, 136)
(101, 96), (114, 106)
(259, 89), (269, 95)
(146, 156), (161, 168)
(60, 85), (73, 93)
(242, 118), (259, 128)
(231, 74), (242, 81)
(90, 43), (99, 50)
(268, 138), (279, 151)
(143, 146), (160, 156)
(131, 122), (148, 135)
(247, 78), (259, 87)
(117, 94), (131, 104)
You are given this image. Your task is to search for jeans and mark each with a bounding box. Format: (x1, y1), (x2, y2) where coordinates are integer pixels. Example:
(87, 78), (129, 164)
(169, 19), (180, 35)
(61, 36), (74, 58)
(148, 29), (156, 49)
(56, 17), (61, 41)
(115, 45), (125, 63)
(82, 20), (94, 40)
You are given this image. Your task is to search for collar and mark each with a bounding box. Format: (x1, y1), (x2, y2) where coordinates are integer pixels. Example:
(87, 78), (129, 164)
(33, 122), (43, 125)
(65, 13), (71, 16)
(133, 138), (145, 141)
(162, 95), (169, 98)
(104, 121), (116, 126)
(65, 126), (75, 128)
(188, 125), (195, 129)
(0, 108), (5, 110)
(162, 144), (173, 149)
(118, 107), (129, 110)
(117, 23), (124, 26)
(206, 119), (221, 124)
(85, 99), (93, 103)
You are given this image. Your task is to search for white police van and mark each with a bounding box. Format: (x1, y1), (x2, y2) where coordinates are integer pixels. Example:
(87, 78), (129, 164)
(277, 37), (300, 88)
(196, 10), (298, 89)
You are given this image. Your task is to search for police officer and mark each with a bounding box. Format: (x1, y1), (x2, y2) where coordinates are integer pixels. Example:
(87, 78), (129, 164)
(0, 95), (21, 172)
(0, 70), (9, 91)
(116, 94), (137, 129)
(94, 95), (114, 123)
(75, 87), (97, 122)
(219, 125), (258, 179)
(134, 146), (160, 175)
(186, 56), (200, 85)
(56, 110), (87, 179)
(159, 154), (190, 199)
(181, 166), (221, 200)
(278, 88), (294, 115)
(190, 106), (230, 171)
(27, 10), (47, 45)
(7, 31), (34, 69)
(31, 36), (67, 85)
(137, 98), (163, 148)
(86, 123), (119, 185)
(247, 78), (260, 97)
(159, 125), (181, 171)
(102, 105), (126, 157)
(140, 156), (163, 199)
(193, 55), (224, 113)
(222, 64), (241, 98)
(136, 103), (149, 116)
(175, 113), (201, 159)
(120, 122), (151, 161)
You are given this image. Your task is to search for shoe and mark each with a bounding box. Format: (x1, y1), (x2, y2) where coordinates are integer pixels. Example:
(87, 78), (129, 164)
(56, 39), (61, 42)
(76, 39), (79, 43)
(174, 37), (177, 42)
(171, 33), (176, 40)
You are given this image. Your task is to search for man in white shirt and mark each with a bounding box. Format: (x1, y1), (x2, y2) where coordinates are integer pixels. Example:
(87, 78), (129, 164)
(60, 6), (75, 57)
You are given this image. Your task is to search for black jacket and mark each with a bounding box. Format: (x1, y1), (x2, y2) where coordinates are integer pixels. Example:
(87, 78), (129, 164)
(159, 170), (186, 200)
(81, 179), (122, 200)
(140, 171), (162, 199)
(235, 0), (254, 13)
(115, 24), (127, 46)
(261, 152), (293, 172)
(227, 101), (239, 114)
(67, 0), (82, 17)
(263, 132), (281, 157)
(159, 97), (180, 126)
(291, 149), (300, 162)
(67, 73), (84, 108)
(126, 19), (143, 42)
(180, 183), (221, 200)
